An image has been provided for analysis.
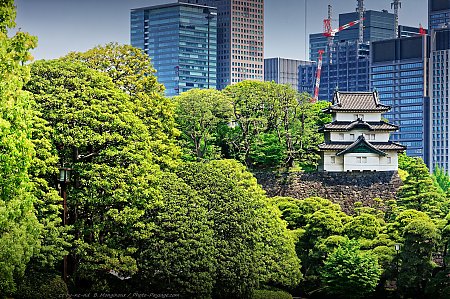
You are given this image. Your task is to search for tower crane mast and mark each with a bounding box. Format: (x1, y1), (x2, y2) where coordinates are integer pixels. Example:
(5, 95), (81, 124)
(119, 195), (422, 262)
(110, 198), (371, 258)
(391, 0), (402, 38)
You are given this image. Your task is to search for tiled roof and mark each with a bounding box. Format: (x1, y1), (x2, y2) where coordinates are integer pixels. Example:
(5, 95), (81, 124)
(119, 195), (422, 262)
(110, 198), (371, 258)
(324, 91), (390, 112)
(318, 141), (407, 152)
(319, 120), (399, 132)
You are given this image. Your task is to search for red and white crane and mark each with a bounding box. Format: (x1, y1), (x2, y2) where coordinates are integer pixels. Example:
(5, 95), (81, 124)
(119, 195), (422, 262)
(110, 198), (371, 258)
(419, 24), (426, 36)
(312, 49), (325, 103)
(323, 18), (364, 39)
(312, 14), (364, 103)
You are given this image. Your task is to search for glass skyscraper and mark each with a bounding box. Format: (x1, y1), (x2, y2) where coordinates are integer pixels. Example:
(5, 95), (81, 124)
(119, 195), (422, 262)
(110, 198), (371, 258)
(338, 10), (396, 43)
(180, 0), (264, 89)
(299, 41), (370, 102)
(371, 36), (430, 165)
(430, 28), (450, 171)
(429, 0), (450, 30)
(131, 2), (217, 97)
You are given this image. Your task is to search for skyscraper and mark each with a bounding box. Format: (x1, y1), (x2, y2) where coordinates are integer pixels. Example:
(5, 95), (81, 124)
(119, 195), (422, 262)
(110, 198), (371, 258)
(264, 58), (313, 91)
(299, 41), (370, 102)
(130, 2), (217, 97)
(309, 10), (395, 65)
(371, 35), (430, 165)
(429, 0), (450, 30)
(430, 28), (450, 171)
(179, 0), (264, 89)
(338, 10), (396, 43)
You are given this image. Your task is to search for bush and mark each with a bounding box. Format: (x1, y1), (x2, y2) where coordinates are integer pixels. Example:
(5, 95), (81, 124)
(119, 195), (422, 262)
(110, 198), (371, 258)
(15, 271), (68, 299)
(252, 289), (293, 299)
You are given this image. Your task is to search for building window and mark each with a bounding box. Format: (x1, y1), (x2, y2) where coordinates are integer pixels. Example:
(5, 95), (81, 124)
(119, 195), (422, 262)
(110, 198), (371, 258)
(354, 114), (364, 120)
(350, 134), (355, 140)
(356, 157), (368, 163)
(331, 156), (336, 164)
(387, 157), (392, 164)
(338, 133), (344, 140)
(363, 133), (375, 140)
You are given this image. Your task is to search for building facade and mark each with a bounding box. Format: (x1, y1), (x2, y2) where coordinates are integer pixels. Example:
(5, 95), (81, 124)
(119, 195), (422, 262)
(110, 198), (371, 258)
(299, 41), (370, 101)
(318, 91), (406, 172)
(429, 0), (450, 30)
(430, 28), (450, 172)
(264, 58), (313, 90)
(370, 35), (431, 165)
(131, 2), (217, 97)
(338, 10), (396, 43)
(180, 0), (264, 89)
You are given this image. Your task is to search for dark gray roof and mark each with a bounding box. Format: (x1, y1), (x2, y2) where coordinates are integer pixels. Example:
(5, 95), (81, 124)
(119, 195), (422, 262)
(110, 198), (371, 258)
(318, 139), (406, 153)
(319, 120), (399, 132)
(324, 91), (390, 113)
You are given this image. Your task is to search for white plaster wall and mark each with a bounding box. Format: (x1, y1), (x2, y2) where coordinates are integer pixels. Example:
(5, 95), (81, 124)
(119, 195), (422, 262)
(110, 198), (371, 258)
(330, 131), (390, 142)
(322, 152), (344, 172)
(343, 152), (398, 172)
(335, 112), (382, 122)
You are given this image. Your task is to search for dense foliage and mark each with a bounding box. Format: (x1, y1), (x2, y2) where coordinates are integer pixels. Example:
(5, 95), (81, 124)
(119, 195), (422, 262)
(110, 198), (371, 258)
(3, 2), (450, 298)
(0, 0), (44, 296)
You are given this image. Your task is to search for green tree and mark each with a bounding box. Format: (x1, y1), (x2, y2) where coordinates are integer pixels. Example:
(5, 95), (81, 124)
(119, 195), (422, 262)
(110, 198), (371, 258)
(321, 239), (382, 299)
(26, 59), (160, 290)
(177, 160), (302, 297)
(0, 0), (42, 296)
(174, 89), (233, 161)
(65, 43), (179, 169)
(295, 99), (331, 169)
(398, 155), (446, 216)
(398, 219), (440, 298)
(433, 166), (450, 195)
(249, 133), (285, 168)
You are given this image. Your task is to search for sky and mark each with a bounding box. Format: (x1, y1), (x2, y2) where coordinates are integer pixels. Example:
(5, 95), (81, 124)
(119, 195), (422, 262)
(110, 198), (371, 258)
(14, 0), (428, 61)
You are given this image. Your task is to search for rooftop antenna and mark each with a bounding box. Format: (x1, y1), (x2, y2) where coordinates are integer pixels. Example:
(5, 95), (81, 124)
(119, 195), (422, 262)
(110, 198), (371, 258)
(391, 0), (402, 38)
(357, 0), (364, 43)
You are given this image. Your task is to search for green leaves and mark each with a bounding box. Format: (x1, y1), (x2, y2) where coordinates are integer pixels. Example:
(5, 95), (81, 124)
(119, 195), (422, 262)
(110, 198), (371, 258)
(174, 89), (233, 161)
(0, 2), (41, 296)
(321, 239), (382, 299)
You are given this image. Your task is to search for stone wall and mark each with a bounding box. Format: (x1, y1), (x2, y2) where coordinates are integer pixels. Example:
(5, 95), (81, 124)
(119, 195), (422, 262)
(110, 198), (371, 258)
(254, 171), (403, 213)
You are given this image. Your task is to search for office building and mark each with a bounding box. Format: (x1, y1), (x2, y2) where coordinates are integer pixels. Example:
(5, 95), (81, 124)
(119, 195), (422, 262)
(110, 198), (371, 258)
(131, 2), (217, 97)
(264, 58), (313, 90)
(398, 25), (427, 38)
(309, 33), (333, 65)
(179, 0), (264, 89)
(371, 35), (430, 165)
(310, 10), (396, 63)
(299, 41), (370, 101)
(430, 28), (450, 172)
(429, 0), (450, 30)
(338, 10), (396, 43)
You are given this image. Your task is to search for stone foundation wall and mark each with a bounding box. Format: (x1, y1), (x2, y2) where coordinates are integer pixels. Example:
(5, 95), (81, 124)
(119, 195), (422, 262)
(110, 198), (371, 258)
(254, 171), (403, 213)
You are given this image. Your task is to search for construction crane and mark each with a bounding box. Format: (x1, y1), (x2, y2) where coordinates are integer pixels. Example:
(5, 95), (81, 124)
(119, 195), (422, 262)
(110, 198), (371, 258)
(419, 23), (426, 36)
(357, 0), (365, 43)
(315, 14), (363, 102)
(312, 49), (325, 103)
(323, 5), (335, 64)
(391, 0), (402, 38)
(322, 16), (364, 64)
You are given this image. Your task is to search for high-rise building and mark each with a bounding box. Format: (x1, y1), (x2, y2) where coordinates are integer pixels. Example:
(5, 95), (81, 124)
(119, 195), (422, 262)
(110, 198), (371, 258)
(179, 0), (264, 89)
(429, 0), (450, 30)
(300, 41), (370, 102)
(309, 33), (333, 65)
(310, 10), (396, 63)
(131, 2), (217, 97)
(371, 35), (431, 165)
(430, 28), (450, 171)
(264, 58), (313, 90)
(398, 25), (428, 38)
(338, 10), (396, 43)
